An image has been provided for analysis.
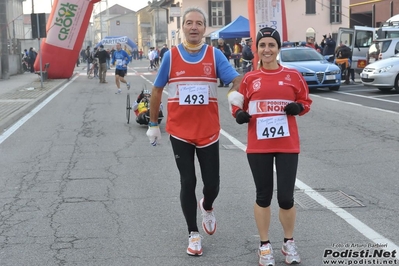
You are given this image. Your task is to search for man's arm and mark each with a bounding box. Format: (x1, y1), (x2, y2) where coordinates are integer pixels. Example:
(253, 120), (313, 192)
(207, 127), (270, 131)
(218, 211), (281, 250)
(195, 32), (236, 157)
(228, 76), (243, 93)
(149, 86), (164, 123)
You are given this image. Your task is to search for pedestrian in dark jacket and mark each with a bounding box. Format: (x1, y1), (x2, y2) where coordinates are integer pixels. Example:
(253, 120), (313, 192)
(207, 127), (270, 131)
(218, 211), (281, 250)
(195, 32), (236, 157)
(28, 47), (37, 73)
(217, 38), (232, 87)
(96, 45), (109, 83)
(159, 44), (169, 63)
(241, 38), (254, 73)
(320, 34), (336, 62)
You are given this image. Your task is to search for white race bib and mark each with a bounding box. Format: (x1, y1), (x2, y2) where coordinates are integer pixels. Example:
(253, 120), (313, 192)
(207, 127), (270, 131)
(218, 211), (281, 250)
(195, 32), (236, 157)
(178, 85), (209, 105)
(116, 59), (123, 66)
(256, 115), (290, 140)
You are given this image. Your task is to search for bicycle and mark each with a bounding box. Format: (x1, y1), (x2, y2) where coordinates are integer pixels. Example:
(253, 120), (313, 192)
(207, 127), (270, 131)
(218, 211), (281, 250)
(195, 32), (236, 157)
(126, 88), (163, 125)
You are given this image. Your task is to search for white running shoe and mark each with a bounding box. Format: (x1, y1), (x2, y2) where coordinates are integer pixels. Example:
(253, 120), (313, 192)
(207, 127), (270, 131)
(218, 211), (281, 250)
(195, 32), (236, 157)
(115, 89), (122, 94)
(127, 82), (130, 90)
(199, 198), (216, 235)
(281, 240), (301, 264)
(186, 231), (203, 256)
(259, 243), (275, 266)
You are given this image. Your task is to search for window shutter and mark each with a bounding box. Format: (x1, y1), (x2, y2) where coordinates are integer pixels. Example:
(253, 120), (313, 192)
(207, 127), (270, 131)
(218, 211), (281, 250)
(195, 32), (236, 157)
(330, 1), (334, 23)
(224, 0), (231, 25)
(208, 0), (212, 27)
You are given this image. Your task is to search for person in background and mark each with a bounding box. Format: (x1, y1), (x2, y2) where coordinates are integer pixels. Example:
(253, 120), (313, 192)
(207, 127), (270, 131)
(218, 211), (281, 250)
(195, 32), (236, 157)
(145, 7), (241, 257)
(85, 46), (91, 75)
(96, 45), (109, 83)
(159, 44), (169, 63)
(111, 43), (131, 94)
(138, 48), (143, 60)
(335, 42), (354, 84)
(228, 27), (312, 266)
(241, 38), (254, 74)
(28, 47), (37, 73)
(106, 48), (111, 69)
(233, 38), (243, 69)
(305, 36), (321, 53)
(217, 38), (232, 87)
(320, 34), (336, 62)
(148, 47), (157, 70)
(133, 89), (163, 125)
(154, 47), (160, 67)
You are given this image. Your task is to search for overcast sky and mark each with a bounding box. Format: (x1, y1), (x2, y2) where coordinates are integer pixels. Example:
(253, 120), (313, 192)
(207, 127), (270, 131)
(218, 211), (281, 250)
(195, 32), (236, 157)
(23, 0), (150, 14)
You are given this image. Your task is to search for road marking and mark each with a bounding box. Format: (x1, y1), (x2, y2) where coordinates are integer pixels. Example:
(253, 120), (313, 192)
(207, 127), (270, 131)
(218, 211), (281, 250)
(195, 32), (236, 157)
(0, 76), (78, 145)
(220, 128), (399, 252)
(311, 94), (399, 114)
(335, 91), (399, 104)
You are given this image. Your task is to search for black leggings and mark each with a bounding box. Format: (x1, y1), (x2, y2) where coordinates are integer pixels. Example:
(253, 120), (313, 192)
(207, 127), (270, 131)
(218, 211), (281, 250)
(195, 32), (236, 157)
(247, 153), (298, 210)
(170, 136), (220, 233)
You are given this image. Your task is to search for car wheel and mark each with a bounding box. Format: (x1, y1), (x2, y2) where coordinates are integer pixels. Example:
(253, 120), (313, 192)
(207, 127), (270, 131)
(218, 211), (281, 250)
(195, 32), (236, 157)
(378, 87), (393, 92)
(329, 86), (340, 91)
(394, 75), (399, 92)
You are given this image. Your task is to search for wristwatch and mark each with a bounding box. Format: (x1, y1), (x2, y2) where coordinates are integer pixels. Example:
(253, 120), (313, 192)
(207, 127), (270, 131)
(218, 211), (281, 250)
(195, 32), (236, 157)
(148, 122), (158, 127)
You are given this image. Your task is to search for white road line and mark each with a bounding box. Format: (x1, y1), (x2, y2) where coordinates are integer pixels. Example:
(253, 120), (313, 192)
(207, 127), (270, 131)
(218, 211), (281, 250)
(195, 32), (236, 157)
(336, 91), (399, 104)
(0, 76), (78, 145)
(220, 128), (399, 252)
(311, 94), (399, 115)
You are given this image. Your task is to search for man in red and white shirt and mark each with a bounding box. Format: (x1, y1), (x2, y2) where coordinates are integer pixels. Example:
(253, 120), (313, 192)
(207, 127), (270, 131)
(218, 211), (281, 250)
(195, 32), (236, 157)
(146, 7), (242, 257)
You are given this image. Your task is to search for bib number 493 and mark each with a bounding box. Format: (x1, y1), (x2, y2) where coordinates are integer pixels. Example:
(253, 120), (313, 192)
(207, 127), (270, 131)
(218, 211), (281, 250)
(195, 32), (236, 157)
(184, 94), (205, 105)
(179, 85), (209, 105)
(256, 115), (290, 140)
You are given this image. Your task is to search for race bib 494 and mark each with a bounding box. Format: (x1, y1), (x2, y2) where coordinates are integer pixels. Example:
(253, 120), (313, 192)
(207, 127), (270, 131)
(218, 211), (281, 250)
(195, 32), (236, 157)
(256, 115), (290, 140)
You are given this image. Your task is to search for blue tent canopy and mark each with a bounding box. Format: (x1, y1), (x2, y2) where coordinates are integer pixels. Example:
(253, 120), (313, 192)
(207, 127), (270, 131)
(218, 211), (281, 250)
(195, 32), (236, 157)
(95, 36), (138, 49)
(210, 16), (250, 40)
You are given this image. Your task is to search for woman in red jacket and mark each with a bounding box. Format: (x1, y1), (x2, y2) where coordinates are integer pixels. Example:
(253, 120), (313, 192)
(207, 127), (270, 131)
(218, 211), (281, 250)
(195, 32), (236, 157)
(228, 27), (312, 266)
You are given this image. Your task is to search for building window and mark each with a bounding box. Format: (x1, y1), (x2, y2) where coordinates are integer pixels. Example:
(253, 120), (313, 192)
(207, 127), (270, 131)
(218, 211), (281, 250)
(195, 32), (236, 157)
(330, 0), (341, 23)
(210, 1), (224, 26)
(305, 0), (316, 14)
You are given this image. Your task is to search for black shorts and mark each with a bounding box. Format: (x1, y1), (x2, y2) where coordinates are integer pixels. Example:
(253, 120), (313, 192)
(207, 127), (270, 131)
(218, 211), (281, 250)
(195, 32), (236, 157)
(115, 69), (126, 77)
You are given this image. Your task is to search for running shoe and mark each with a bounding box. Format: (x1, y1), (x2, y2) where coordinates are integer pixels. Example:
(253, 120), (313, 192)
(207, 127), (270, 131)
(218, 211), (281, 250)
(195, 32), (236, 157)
(115, 89), (122, 94)
(187, 231), (203, 256)
(127, 82), (130, 90)
(259, 243), (275, 266)
(199, 198), (216, 235)
(281, 240), (301, 264)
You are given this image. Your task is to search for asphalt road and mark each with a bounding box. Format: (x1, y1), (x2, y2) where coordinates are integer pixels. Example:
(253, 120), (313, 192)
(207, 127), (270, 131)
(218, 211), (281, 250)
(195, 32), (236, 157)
(0, 62), (398, 266)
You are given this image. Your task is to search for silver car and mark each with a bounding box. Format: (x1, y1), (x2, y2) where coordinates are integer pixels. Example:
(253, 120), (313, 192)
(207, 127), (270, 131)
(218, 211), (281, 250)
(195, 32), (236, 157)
(360, 54), (399, 92)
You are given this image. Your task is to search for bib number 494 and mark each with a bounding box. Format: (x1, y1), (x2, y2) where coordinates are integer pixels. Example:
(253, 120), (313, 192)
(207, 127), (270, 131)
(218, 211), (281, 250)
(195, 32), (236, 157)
(256, 115), (290, 140)
(262, 126), (285, 138)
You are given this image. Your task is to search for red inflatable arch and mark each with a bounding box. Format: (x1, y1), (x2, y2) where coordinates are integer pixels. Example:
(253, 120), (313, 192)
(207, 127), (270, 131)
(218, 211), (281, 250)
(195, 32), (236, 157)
(34, 0), (101, 79)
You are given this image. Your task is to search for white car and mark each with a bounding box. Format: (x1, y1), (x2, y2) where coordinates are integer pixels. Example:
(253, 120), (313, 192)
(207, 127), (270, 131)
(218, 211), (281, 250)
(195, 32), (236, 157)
(360, 54), (399, 92)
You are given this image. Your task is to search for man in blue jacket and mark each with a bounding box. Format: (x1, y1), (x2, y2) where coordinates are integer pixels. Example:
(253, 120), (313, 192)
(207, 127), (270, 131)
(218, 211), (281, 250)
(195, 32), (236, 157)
(111, 43), (131, 94)
(321, 34), (336, 62)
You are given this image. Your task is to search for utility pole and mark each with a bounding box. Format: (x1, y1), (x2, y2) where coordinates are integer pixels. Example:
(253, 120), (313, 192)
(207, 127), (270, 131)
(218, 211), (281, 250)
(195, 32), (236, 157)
(0, 0), (10, 79)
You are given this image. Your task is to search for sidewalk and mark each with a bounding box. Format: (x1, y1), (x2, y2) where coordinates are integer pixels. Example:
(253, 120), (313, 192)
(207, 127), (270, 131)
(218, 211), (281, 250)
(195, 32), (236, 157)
(0, 70), (74, 132)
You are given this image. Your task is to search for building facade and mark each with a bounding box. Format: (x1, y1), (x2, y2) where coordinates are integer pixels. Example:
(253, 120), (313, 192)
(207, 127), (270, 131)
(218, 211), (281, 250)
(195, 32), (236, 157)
(350, 0), (399, 28)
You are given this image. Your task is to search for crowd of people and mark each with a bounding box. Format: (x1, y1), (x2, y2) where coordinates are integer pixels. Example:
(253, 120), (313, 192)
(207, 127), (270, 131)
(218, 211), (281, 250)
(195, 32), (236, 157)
(21, 47), (37, 73)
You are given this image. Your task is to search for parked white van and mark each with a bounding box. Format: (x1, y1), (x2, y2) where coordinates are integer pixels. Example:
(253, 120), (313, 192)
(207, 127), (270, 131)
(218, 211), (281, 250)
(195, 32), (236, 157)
(336, 26), (375, 74)
(366, 38), (399, 64)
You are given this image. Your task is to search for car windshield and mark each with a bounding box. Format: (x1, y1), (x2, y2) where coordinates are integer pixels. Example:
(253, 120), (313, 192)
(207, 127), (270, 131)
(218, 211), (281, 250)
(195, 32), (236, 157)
(280, 49), (323, 62)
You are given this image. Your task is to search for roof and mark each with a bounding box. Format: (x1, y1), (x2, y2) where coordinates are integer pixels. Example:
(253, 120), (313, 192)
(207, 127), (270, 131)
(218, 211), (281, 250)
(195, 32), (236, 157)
(210, 16), (250, 40)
